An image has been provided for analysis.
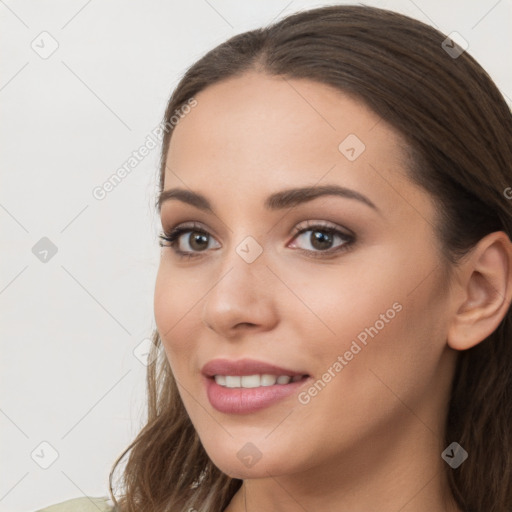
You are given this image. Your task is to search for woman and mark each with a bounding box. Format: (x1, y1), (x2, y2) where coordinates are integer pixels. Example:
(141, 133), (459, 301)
(36, 4), (512, 512)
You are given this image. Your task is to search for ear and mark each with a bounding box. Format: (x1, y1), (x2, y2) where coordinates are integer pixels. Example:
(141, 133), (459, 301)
(447, 231), (512, 351)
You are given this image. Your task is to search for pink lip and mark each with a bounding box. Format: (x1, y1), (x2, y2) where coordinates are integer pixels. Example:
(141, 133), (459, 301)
(201, 358), (311, 414)
(201, 358), (307, 377)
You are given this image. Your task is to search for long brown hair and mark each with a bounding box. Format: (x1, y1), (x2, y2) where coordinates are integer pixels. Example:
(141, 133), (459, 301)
(108, 5), (512, 511)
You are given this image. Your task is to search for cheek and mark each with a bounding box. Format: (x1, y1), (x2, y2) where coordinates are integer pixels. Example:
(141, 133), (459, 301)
(310, 269), (449, 425)
(153, 262), (201, 367)
(287, 259), (404, 362)
(301, 250), (447, 392)
(153, 263), (175, 342)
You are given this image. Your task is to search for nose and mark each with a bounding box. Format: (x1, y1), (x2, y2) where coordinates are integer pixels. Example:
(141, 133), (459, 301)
(201, 243), (279, 339)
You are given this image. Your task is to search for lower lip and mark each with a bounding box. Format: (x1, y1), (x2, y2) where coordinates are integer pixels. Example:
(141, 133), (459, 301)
(204, 376), (310, 414)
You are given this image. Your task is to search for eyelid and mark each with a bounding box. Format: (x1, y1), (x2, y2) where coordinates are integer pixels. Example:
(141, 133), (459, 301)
(291, 219), (354, 237)
(161, 219), (352, 238)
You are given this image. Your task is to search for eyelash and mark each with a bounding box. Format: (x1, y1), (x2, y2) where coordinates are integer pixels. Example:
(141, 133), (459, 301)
(158, 220), (355, 260)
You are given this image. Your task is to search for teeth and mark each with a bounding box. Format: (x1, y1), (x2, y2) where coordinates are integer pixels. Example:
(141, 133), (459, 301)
(215, 375), (226, 386)
(225, 376), (241, 387)
(214, 374), (304, 388)
(241, 375), (261, 388)
(261, 374), (277, 386)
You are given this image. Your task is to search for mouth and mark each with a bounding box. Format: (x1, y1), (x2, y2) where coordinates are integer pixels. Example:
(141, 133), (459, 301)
(201, 358), (312, 414)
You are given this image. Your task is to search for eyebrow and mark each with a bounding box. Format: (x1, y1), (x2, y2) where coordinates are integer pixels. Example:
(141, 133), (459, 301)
(157, 184), (380, 214)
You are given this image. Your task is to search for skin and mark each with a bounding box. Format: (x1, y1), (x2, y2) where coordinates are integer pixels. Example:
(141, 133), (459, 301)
(154, 71), (512, 511)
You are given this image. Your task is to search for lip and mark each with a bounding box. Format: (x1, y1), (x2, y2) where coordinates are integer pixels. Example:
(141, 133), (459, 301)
(202, 358), (311, 414)
(201, 358), (307, 378)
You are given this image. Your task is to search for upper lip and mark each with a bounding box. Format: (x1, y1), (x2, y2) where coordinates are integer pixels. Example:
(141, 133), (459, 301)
(201, 358), (308, 378)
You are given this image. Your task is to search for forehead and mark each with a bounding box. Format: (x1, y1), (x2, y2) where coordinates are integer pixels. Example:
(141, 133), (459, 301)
(168, 70), (398, 163)
(163, 71), (428, 219)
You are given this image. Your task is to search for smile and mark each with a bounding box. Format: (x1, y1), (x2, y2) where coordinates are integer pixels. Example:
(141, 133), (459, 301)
(201, 358), (312, 414)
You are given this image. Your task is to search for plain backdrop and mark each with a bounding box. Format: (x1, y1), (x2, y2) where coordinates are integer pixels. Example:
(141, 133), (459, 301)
(1, 1), (510, 511)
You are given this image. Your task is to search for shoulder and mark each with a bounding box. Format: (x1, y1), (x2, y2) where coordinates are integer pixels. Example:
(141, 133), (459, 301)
(33, 496), (116, 512)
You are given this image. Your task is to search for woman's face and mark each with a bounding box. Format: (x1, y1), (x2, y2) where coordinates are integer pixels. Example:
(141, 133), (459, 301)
(154, 71), (458, 479)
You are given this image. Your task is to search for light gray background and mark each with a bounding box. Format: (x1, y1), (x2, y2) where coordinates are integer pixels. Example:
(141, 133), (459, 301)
(1, 1), (510, 511)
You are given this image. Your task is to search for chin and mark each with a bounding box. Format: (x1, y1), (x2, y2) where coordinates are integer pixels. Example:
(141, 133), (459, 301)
(203, 442), (302, 480)
(214, 459), (287, 480)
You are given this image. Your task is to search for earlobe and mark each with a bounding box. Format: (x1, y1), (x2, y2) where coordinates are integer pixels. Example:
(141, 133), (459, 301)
(447, 231), (512, 351)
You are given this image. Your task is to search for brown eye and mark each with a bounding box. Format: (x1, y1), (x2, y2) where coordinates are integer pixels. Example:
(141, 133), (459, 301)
(159, 221), (355, 260)
(183, 231), (210, 252)
(159, 223), (220, 258)
(288, 222), (355, 258)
